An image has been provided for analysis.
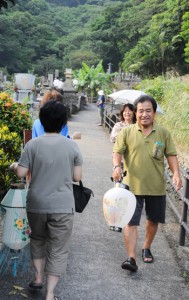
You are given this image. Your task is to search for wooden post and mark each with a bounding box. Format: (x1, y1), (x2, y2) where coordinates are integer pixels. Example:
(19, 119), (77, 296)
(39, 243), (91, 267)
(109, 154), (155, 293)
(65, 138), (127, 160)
(23, 129), (32, 145)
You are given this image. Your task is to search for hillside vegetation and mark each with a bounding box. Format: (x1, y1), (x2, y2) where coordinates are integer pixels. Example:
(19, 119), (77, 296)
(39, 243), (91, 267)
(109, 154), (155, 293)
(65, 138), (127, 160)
(0, 0), (189, 77)
(137, 76), (189, 168)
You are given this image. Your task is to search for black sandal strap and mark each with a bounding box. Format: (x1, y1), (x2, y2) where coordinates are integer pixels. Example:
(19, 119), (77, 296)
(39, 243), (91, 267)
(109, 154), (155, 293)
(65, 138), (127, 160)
(142, 248), (153, 258)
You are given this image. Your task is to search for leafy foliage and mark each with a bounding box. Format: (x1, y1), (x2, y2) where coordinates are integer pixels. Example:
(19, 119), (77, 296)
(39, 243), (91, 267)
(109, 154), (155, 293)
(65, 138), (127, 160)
(181, 11), (189, 63)
(0, 0), (15, 10)
(121, 0), (189, 76)
(137, 76), (189, 153)
(0, 0), (189, 77)
(46, 0), (125, 7)
(139, 77), (165, 103)
(0, 92), (32, 139)
(73, 60), (115, 96)
(0, 92), (32, 197)
(0, 125), (20, 194)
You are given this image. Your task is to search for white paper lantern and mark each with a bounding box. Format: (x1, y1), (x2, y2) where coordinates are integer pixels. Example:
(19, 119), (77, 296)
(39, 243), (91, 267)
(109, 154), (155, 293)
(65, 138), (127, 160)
(103, 187), (136, 228)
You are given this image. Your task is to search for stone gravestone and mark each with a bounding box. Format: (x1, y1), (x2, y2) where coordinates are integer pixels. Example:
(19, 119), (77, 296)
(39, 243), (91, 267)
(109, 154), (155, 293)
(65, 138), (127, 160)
(63, 68), (79, 115)
(14, 73), (36, 103)
(55, 69), (59, 79)
(40, 76), (45, 86)
(0, 70), (3, 81)
(48, 73), (53, 87)
(0, 70), (3, 91)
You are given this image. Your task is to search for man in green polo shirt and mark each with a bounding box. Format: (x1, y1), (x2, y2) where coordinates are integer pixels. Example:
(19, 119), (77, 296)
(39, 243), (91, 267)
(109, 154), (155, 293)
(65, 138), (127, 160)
(112, 95), (182, 272)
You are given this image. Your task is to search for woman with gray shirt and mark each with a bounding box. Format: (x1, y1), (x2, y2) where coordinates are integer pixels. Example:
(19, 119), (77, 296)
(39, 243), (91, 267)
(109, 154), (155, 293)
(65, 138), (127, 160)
(10, 100), (83, 300)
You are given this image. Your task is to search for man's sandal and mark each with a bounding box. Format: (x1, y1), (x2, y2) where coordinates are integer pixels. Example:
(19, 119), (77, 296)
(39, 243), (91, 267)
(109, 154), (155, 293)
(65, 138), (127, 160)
(142, 248), (154, 263)
(121, 257), (138, 272)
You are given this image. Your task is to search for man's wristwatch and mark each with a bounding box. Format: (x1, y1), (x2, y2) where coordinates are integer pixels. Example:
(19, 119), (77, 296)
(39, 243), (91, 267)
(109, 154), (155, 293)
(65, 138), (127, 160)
(113, 165), (122, 171)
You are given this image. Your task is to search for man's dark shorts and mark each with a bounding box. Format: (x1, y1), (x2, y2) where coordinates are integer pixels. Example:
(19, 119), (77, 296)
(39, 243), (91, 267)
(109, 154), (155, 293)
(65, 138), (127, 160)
(128, 195), (166, 226)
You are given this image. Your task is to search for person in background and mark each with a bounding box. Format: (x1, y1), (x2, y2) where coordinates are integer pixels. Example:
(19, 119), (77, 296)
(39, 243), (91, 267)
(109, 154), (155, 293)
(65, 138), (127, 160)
(56, 78), (64, 95)
(32, 90), (81, 140)
(53, 77), (60, 89)
(110, 103), (136, 143)
(32, 90), (68, 138)
(80, 90), (87, 105)
(110, 103), (136, 232)
(10, 100), (83, 300)
(112, 95), (182, 272)
(96, 90), (105, 126)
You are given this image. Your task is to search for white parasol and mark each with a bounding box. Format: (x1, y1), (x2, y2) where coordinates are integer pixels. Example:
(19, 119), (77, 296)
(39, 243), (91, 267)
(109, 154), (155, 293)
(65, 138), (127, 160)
(108, 89), (164, 114)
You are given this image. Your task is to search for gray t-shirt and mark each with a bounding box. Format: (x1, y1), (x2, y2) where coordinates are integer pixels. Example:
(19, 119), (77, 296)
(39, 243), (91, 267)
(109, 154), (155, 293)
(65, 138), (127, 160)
(18, 135), (83, 213)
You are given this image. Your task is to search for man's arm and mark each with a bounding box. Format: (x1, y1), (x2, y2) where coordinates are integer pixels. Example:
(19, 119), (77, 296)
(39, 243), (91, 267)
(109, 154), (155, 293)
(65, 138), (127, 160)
(167, 155), (182, 191)
(112, 152), (123, 181)
(96, 100), (101, 106)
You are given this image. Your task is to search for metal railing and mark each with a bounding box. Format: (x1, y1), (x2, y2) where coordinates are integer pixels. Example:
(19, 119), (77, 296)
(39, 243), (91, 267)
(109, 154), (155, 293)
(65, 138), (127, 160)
(165, 171), (189, 246)
(179, 173), (189, 245)
(103, 110), (189, 246)
(104, 106), (119, 133)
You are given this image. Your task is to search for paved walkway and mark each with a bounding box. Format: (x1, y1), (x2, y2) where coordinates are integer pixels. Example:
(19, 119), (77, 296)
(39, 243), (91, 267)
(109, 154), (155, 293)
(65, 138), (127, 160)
(0, 103), (189, 299)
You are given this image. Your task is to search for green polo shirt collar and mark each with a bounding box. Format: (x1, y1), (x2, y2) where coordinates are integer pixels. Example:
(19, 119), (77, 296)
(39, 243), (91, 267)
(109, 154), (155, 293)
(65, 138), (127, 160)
(136, 122), (157, 132)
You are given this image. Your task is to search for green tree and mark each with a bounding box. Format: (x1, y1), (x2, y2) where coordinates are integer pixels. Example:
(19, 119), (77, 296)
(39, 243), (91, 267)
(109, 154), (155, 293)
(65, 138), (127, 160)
(181, 12), (189, 63)
(73, 60), (115, 96)
(0, 0), (15, 9)
(35, 54), (62, 76)
(89, 3), (124, 71)
(0, 0), (189, 77)
(122, 0), (188, 76)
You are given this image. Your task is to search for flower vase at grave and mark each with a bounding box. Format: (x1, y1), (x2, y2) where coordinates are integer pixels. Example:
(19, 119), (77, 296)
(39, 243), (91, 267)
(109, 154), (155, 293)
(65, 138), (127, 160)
(1, 183), (30, 251)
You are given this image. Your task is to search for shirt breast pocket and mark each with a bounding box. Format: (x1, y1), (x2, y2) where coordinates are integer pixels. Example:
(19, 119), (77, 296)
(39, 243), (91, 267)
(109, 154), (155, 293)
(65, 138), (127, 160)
(152, 142), (164, 160)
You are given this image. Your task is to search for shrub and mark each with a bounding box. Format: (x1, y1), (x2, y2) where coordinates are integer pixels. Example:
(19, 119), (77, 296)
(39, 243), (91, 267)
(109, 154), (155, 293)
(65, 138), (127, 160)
(0, 125), (21, 197)
(0, 92), (32, 200)
(0, 92), (32, 139)
(138, 76), (164, 103)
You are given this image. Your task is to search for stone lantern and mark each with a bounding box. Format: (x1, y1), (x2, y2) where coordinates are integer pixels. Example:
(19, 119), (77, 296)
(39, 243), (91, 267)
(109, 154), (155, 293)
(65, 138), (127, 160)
(63, 68), (79, 115)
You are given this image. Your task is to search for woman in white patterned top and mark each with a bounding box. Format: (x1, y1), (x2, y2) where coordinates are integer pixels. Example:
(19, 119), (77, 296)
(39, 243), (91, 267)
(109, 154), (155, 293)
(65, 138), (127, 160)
(110, 103), (136, 143)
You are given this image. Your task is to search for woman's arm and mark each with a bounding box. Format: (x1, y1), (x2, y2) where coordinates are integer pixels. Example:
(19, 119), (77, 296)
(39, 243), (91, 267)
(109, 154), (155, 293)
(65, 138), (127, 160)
(73, 165), (82, 182)
(110, 123), (120, 143)
(71, 132), (81, 140)
(10, 162), (29, 178)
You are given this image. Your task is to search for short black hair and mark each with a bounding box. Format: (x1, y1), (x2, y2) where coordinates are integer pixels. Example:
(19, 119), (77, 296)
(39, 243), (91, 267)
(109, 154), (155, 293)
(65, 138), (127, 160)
(134, 95), (157, 113)
(39, 100), (68, 133)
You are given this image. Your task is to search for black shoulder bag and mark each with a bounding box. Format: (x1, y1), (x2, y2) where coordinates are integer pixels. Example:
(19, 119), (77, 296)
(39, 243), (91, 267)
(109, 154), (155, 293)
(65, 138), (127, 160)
(73, 180), (94, 213)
